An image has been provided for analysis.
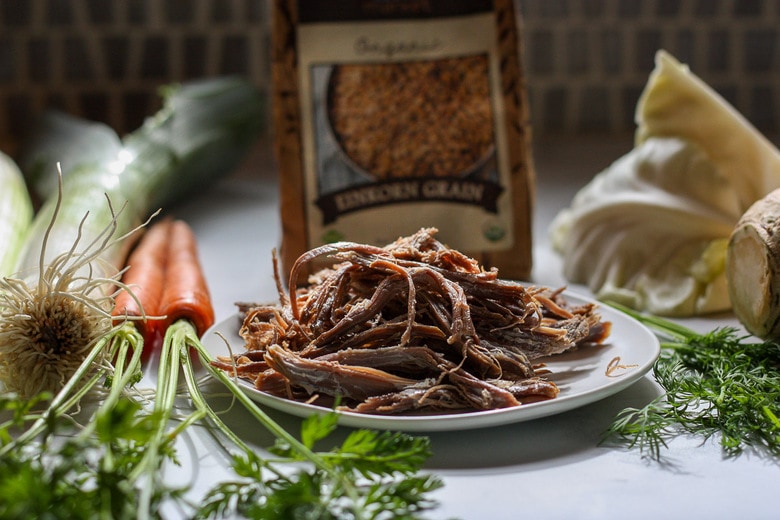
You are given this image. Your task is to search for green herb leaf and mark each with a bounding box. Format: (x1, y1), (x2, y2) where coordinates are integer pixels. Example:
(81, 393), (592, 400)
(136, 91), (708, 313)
(195, 410), (442, 520)
(604, 302), (780, 460)
(301, 411), (340, 449)
(334, 429), (433, 476)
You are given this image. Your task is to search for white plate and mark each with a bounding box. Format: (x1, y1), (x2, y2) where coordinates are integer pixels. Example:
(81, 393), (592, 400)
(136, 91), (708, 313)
(201, 292), (660, 432)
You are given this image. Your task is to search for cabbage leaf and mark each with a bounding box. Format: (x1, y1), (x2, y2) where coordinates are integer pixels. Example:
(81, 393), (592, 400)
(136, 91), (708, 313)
(550, 50), (780, 316)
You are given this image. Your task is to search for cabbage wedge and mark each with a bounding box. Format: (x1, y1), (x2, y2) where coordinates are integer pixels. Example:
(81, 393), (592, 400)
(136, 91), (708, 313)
(550, 50), (780, 316)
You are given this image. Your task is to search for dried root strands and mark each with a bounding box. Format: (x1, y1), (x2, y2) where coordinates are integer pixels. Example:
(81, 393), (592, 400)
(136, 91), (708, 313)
(219, 228), (612, 415)
(0, 279), (111, 398)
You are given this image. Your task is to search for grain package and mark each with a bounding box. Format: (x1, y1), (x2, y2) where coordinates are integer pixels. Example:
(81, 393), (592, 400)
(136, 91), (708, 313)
(272, 0), (535, 281)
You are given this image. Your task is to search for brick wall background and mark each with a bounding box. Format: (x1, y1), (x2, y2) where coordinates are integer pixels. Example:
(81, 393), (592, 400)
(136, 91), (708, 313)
(1, 0), (778, 152)
(0, 0), (270, 151)
(521, 0), (780, 134)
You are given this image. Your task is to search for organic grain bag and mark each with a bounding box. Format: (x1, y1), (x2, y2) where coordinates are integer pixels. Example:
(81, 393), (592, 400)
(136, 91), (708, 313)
(272, 0), (535, 280)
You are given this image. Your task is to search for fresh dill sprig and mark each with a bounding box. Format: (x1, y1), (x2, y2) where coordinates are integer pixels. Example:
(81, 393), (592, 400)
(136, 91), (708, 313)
(603, 302), (780, 461)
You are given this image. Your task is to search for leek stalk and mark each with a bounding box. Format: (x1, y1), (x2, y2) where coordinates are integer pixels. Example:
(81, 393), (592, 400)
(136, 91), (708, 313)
(18, 76), (265, 275)
(0, 151), (33, 277)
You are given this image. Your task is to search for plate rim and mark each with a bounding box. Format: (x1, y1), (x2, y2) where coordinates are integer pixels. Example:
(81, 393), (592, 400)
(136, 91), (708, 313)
(200, 290), (660, 432)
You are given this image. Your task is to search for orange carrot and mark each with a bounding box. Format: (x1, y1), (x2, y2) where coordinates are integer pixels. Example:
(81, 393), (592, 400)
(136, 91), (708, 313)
(113, 218), (214, 358)
(158, 220), (215, 336)
(113, 218), (173, 350)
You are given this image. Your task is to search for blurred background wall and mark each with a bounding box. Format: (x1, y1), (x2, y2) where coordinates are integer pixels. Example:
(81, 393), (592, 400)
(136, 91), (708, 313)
(1, 0), (778, 152)
(521, 0), (779, 135)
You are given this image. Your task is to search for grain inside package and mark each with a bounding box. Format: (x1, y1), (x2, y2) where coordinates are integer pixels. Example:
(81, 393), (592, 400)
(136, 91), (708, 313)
(272, 0), (535, 281)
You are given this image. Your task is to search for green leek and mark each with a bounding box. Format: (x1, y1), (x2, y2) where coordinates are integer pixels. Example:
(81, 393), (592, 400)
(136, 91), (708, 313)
(18, 76), (265, 274)
(0, 152), (33, 278)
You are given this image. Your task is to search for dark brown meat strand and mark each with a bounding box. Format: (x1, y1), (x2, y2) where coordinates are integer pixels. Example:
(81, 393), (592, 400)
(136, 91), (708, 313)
(214, 228), (612, 415)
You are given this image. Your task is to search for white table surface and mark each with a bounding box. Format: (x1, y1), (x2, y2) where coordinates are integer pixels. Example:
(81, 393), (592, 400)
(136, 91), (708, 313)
(164, 134), (778, 520)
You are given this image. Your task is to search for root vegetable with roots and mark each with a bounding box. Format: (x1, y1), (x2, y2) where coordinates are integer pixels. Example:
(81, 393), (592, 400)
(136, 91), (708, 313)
(0, 169), (155, 399)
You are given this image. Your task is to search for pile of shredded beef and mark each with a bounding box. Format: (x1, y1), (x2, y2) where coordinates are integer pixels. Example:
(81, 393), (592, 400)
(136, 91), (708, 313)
(213, 228), (611, 415)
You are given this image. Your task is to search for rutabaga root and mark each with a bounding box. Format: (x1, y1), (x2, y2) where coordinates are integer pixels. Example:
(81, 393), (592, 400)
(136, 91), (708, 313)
(0, 170), (156, 399)
(727, 188), (780, 339)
